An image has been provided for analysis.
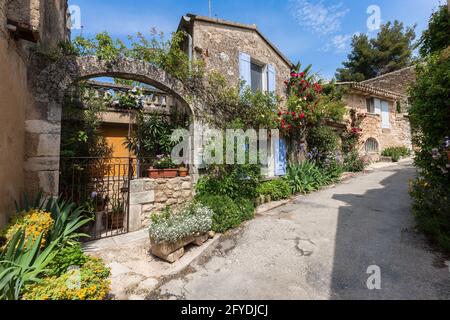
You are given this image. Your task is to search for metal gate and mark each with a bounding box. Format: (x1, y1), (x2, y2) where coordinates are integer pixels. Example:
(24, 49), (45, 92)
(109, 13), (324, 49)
(59, 157), (133, 240)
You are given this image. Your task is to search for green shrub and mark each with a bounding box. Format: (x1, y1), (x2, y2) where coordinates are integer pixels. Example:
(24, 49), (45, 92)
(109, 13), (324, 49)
(196, 165), (261, 201)
(307, 126), (340, 164)
(44, 244), (87, 278)
(344, 151), (366, 172)
(0, 231), (60, 300)
(410, 178), (450, 251)
(256, 180), (292, 201)
(382, 147), (411, 162)
(22, 256), (110, 301)
(236, 198), (256, 221)
(285, 160), (339, 195)
(148, 204), (213, 244)
(195, 195), (247, 233)
(408, 50), (450, 251)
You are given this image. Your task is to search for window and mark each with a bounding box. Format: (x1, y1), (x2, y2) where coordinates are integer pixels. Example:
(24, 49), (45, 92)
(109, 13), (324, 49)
(365, 138), (379, 154)
(251, 62), (264, 93)
(239, 52), (276, 94)
(366, 98), (375, 114)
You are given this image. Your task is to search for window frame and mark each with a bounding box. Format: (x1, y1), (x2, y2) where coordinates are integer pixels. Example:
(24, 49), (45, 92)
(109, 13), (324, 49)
(250, 59), (268, 93)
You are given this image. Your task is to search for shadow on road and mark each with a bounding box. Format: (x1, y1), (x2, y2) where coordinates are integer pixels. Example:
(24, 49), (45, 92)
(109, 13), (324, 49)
(330, 165), (450, 300)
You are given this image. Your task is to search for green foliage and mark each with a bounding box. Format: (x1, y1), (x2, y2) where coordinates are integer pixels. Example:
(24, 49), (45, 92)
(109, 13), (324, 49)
(336, 21), (416, 81)
(410, 178), (450, 251)
(61, 85), (112, 158)
(149, 204), (213, 244)
(256, 180), (292, 201)
(408, 48), (450, 251)
(44, 244), (87, 278)
(0, 231), (59, 300)
(71, 29), (203, 83)
(22, 256), (110, 300)
(418, 5), (450, 57)
(195, 165), (261, 201)
(237, 198), (256, 222)
(14, 193), (92, 246)
(200, 73), (279, 130)
(307, 126), (340, 164)
(336, 34), (376, 82)
(343, 151), (367, 172)
(126, 112), (182, 161)
(195, 195), (253, 233)
(285, 160), (342, 195)
(382, 147), (411, 162)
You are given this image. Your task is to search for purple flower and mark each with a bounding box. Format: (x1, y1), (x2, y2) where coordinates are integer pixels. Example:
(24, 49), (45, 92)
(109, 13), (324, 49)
(91, 191), (98, 199)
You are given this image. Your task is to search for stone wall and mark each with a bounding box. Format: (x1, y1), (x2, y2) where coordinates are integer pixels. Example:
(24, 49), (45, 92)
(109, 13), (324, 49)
(0, 0), (27, 226)
(343, 93), (412, 158)
(192, 19), (291, 100)
(0, 0), (68, 228)
(128, 177), (194, 231)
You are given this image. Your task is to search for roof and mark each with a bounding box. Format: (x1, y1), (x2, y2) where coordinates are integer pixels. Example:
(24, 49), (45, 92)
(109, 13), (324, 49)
(361, 66), (415, 85)
(178, 14), (294, 68)
(337, 82), (407, 101)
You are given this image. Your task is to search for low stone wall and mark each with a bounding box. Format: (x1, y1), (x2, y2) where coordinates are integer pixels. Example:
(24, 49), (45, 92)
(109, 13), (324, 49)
(129, 177), (194, 231)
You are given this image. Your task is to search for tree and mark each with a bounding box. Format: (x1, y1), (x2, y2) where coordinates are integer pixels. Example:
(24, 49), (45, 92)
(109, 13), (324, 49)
(418, 5), (450, 57)
(335, 34), (376, 82)
(372, 21), (416, 75)
(336, 20), (416, 81)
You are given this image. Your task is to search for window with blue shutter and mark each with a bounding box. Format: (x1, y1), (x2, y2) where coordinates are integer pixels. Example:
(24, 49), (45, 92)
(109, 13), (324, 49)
(267, 64), (276, 94)
(239, 52), (251, 92)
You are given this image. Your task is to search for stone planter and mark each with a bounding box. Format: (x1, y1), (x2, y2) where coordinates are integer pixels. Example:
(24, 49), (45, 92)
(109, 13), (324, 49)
(150, 233), (210, 263)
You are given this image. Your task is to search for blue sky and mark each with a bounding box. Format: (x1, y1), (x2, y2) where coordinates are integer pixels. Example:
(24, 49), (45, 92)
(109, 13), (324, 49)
(68, 0), (445, 79)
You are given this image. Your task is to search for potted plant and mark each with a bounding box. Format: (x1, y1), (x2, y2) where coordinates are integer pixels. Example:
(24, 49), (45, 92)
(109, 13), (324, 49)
(106, 199), (125, 230)
(178, 164), (189, 177)
(148, 155), (178, 178)
(149, 204), (213, 263)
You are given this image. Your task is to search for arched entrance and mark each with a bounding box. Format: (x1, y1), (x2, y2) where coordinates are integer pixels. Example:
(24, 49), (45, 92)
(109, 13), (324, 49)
(27, 56), (197, 238)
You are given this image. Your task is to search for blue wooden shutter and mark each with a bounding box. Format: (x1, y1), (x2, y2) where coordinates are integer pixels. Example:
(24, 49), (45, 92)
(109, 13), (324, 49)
(239, 52), (251, 92)
(267, 64), (276, 93)
(374, 98), (382, 115)
(275, 138), (287, 176)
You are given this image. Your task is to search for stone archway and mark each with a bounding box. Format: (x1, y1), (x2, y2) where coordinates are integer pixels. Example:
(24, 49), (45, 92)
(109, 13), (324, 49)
(26, 56), (195, 196)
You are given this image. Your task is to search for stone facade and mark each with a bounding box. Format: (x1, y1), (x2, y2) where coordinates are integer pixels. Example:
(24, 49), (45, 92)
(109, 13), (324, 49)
(343, 90), (412, 160)
(128, 177), (194, 232)
(0, 0), (68, 227)
(180, 15), (292, 100)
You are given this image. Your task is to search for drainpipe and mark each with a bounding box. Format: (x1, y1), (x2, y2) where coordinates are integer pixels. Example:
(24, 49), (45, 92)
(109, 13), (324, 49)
(182, 16), (193, 71)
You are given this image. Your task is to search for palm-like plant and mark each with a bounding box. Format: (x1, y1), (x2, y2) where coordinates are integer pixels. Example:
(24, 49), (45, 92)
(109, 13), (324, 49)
(14, 193), (92, 245)
(0, 231), (59, 300)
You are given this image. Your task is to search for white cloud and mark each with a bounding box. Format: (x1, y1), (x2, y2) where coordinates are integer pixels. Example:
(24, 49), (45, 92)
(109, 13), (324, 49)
(289, 0), (349, 35)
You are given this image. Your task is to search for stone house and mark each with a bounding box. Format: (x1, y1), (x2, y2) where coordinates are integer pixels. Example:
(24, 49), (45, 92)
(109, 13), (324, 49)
(178, 14), (294, 177)
(338, 66), (416, 159)
(0, 0), (69, 227)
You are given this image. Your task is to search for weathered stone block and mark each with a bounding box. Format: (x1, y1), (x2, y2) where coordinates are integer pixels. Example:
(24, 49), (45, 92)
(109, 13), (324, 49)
(128, 204), (143, 232)
(129, 191), (155, 205)
(130, 180), (144, 193)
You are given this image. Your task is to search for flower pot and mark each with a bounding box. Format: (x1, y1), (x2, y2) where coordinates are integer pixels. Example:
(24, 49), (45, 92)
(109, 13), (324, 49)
(447, 151), (450, 161)
(163, 169), (178, 178)
(148, 169), (164, 179)
(179, 168), (189, 177)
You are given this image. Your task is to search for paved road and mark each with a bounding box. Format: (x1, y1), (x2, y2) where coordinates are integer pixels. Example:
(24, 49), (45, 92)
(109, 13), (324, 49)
(151, 162), (450, 300)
